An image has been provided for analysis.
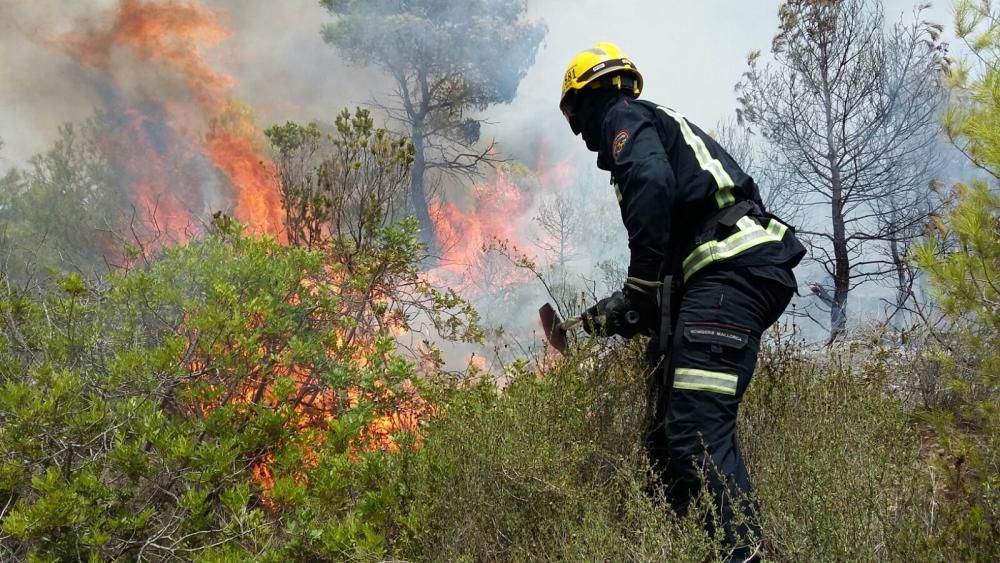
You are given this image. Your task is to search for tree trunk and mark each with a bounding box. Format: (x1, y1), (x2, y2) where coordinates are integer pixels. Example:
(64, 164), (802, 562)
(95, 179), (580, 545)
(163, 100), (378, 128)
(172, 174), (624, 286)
(409, 123), (436, 255)
(889, 234), (909, 330)
(830, 189), (849, 341)
(827, 103), (849, 341)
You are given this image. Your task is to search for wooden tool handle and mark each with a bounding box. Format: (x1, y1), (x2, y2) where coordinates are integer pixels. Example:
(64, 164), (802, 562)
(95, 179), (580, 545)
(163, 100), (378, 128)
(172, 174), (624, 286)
(561, 316), (583, 331)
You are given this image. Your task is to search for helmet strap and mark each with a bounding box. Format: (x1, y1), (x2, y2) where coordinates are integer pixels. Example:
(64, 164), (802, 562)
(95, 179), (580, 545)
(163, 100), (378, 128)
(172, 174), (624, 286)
(589, 74), (639, 96)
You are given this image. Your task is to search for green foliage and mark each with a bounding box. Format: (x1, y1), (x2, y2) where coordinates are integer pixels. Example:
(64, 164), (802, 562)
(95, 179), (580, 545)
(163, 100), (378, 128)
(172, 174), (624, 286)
(320, 326), (992, 562)
(265, 108), (415, 251)
(0, 119), (123, 281)
(917, 184), (1000, 331)
(381, 328), (991, 562)
(390, 340), (718, 562)
(947, 0), (1000, 176)
(0, 219), (464, 560)
(910, 183), (1000, 558)
(1, 222), (992, 560)
(265, 121), (322, 158)
(266, 109), (479, 346)
(905, 3), (1000, 556)
(744, 332), (932, 561)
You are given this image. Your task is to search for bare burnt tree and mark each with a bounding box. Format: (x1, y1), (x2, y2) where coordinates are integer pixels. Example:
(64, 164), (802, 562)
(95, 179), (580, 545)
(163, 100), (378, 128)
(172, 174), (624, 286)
(737, 0), (947, 340)
(874, 179), (936, 328)
(713, 117), (802, 225)
(532, 193), (583, 314)
(534, 194), (580, 275)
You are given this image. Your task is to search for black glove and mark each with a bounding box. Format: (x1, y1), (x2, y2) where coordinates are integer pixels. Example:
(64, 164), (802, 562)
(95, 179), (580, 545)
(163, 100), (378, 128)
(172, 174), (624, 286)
(623, 277), (661, 336)
(581, 291), (640, 338)
(581, 296), (610, 336)
(581, 278), (663, 339)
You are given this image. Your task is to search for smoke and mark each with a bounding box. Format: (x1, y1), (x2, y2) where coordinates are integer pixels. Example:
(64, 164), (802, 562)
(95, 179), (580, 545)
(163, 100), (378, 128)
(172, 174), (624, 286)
(0, 2), (104, 164)
(203, 0), (388, 125)
(0, 0), (954, 167)
(0, 0), (957, 350)
(0, 0), (385, 166)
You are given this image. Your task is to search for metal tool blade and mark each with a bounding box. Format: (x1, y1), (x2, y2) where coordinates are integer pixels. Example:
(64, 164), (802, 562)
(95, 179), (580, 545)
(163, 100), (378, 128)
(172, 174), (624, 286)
(538, 302), (568, 353)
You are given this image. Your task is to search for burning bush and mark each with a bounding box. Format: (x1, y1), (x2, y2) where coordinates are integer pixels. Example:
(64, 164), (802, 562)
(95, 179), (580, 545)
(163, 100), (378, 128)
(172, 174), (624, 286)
(0, 211), (475, 560)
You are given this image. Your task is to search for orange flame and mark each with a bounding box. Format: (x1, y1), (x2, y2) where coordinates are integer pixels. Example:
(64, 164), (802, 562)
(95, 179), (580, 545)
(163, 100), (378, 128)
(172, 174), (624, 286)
(427, 148), (576, 299)
(428, 164), (536, 294)
(432, 164), (528, 269)
(183, 272), (434, 508)
(55, 1), (432, 508)
(60, 0), (283, 240)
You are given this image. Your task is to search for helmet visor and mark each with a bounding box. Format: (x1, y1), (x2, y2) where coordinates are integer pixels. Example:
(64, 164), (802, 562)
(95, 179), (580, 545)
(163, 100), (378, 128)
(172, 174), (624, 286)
(560, 92), (582, 135)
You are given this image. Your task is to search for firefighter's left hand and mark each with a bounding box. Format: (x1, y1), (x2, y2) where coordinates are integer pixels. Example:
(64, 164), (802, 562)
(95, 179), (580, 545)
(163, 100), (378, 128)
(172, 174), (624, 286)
(621, 277), (661, 337)
(581, 292), (620, 336)
(582, 291), (640, 338)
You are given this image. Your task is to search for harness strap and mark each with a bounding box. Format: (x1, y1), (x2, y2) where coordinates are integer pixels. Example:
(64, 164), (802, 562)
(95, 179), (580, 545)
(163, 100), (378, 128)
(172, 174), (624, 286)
(708, 200), (761, 229)
(658, 274), (677, 355)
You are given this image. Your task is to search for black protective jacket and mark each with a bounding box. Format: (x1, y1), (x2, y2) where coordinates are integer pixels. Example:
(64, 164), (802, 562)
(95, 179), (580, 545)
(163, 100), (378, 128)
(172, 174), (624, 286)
(593, 95), (804, 284)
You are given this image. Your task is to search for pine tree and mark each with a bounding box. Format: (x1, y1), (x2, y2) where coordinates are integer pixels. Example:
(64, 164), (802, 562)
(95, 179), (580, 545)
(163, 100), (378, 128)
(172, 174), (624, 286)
(911, 1), (1000, 554)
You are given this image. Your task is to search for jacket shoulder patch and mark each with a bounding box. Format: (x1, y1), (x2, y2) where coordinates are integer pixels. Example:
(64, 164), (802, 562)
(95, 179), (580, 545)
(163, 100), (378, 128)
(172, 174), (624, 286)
(612, 129), (630, 161)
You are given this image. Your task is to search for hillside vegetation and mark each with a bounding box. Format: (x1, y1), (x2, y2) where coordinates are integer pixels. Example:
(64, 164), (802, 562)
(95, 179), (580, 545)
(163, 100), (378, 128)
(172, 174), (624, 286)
(1, 1), (999, 561)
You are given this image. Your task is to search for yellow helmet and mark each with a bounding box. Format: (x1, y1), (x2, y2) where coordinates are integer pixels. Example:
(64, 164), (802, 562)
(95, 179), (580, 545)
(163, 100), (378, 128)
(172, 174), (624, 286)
(559, 42), (643, 123)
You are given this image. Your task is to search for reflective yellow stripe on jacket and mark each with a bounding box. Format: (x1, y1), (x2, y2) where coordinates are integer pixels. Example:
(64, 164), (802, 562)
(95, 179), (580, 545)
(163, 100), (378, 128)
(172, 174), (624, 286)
(656, 106), (735, 208)
(682, 216), (789, 282)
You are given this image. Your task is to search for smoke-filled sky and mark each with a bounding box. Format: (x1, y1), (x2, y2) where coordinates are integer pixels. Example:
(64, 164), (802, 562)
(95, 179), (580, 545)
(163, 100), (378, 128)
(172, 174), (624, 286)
(0, 0), (952, 166)
(0, 0), (960, 345)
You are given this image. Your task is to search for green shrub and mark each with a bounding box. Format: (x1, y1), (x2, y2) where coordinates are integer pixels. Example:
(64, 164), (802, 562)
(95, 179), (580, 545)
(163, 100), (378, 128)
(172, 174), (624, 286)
(909, 182), (1000, 560)
(743, 328), (932, 562)
(392, 341), (718, 562)
(902, 2), (1000, 556)
(0, 219), (450, 561)
(2, 224), (991, 561)
(388, 327), (973, 562)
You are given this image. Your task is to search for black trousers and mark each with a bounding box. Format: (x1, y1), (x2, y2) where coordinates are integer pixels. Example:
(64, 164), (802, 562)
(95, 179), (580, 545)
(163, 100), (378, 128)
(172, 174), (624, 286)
(646, 264), (794, 562)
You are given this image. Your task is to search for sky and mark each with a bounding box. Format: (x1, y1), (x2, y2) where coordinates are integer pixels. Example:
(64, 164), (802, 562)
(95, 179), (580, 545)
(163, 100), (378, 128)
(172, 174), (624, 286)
(500, 0), (954, 164)
(0, 0), (955, 166)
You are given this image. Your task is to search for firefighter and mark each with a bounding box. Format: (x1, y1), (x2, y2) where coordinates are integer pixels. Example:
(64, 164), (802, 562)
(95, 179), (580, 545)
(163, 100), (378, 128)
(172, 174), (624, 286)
(560, 43), (805, 562)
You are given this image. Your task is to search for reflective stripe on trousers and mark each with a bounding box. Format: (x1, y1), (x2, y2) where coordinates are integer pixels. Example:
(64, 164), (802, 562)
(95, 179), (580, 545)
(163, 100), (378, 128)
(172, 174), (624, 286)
(673, 367), (739, 395)
(645, 264), (795, 563)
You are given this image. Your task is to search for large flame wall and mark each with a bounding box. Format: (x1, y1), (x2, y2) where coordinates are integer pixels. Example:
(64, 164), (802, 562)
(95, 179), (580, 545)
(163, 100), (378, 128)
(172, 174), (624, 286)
(58, 0), (283, 240)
